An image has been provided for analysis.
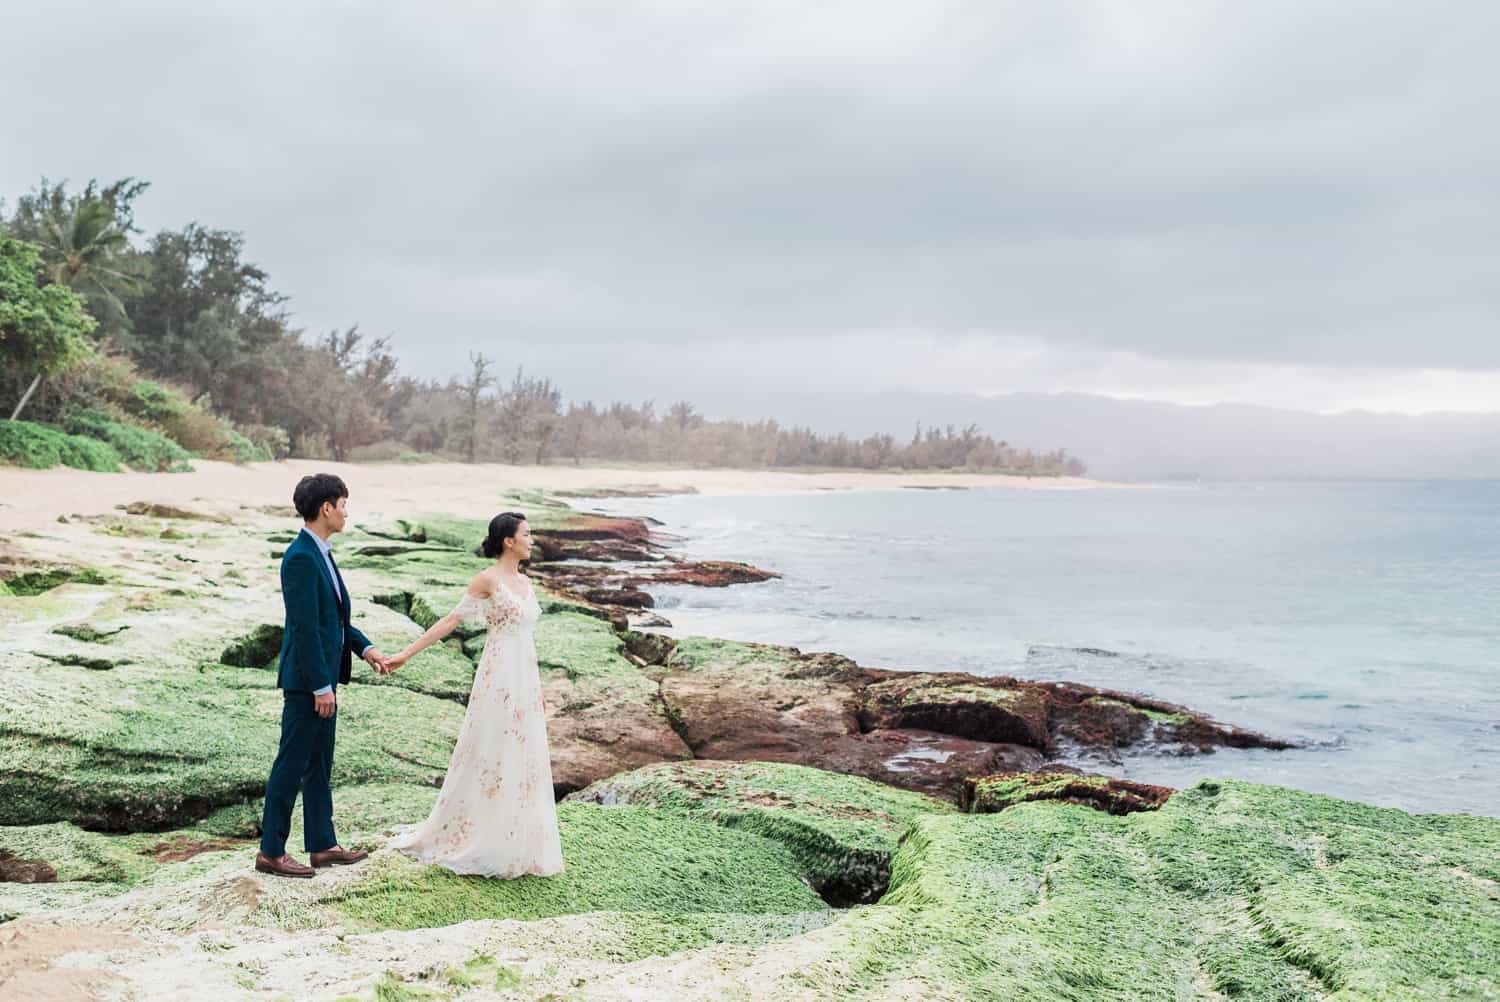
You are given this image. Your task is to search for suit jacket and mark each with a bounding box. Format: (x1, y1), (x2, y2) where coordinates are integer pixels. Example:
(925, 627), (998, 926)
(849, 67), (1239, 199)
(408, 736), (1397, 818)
(275, 529), (372, 692)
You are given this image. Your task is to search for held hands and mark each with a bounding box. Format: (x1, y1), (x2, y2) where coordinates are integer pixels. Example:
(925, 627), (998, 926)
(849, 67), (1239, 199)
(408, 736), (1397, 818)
(364, 647), (409, 675)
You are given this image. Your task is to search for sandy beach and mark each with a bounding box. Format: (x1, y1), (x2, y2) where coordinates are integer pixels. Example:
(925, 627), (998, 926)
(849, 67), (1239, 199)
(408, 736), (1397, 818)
(0, 460), (1121, 533)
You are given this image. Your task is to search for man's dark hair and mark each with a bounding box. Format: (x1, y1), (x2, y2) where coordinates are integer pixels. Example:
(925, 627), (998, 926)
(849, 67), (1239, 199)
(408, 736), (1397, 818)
(293, 474), (349, 522)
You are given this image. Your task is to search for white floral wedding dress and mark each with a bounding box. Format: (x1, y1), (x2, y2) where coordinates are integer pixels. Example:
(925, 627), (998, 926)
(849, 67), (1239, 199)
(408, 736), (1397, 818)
(390, 579), (563, 876)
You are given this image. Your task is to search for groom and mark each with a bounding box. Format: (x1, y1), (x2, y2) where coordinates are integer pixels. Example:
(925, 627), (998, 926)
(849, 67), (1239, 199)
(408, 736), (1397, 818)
(254, 473), (391, 878)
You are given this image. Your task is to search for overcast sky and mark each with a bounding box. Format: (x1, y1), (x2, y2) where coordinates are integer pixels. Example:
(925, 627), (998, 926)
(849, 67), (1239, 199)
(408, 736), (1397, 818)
(5, 1), (1498, 417)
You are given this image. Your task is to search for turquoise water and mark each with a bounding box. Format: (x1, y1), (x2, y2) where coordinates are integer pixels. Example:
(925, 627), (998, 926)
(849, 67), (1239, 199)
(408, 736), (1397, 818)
(599, 482), (1500, 816)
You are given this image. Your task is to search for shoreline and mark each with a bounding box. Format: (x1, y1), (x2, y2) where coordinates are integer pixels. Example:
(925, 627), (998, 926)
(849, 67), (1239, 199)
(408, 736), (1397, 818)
(0, 458), (1130, 533)
(3, 474), (1495, 998)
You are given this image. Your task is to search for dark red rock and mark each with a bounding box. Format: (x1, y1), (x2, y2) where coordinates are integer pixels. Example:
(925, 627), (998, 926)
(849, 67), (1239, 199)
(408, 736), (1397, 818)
(0, 848), (57, 883)
(646, 561), (781, 587)
(863, 729), (1046, 799)
(531, 537), (660, 563)
(857, 672), (1053, 749)
(123, 501), (227, 522)
(642, 644), (1292, 804)
(579, 588), (654, 609)
(144, 836), (253, 863)
(962, 771), (1176, 815)
(543, 678), (693, 798)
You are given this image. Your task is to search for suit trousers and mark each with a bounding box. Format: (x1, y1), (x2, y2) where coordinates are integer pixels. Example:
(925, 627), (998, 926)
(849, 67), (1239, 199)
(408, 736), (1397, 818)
(259, 691), (338, 857)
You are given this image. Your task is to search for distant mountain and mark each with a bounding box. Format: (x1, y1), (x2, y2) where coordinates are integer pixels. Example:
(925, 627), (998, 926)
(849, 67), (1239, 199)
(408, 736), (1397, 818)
(703, 390), (1500, 481)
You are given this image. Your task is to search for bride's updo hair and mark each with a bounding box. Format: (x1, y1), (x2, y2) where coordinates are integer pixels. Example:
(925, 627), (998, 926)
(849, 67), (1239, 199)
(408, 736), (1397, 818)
(481, 511), (527, 558)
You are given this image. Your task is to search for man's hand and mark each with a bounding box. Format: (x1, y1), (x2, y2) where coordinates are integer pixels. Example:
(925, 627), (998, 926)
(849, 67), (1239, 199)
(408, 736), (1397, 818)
(314, 690), (336, 718)
(363, 647), (390, 674)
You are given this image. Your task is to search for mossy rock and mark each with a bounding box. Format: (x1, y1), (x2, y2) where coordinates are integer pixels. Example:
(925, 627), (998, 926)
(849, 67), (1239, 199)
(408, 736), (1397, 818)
(2, 566), (110, 596)
(859, 673), (1051, 749)
(964, 771), (1175, 816)
(875, 779), (1500, 1000)
(340, 547), (489, 585)
(535, 611), (638, 682)
(352, 636), (477, 705)
(32, 650), (126, 670)
(51, 623), (129, 644)
(570, 760), (956, 904)
(329, 802), (827, 930)
(534, 612), (692, 793)
(1084, 694), (1191, 725)
(662, 635), (783, 671)
(0, 782), (443, 927)
(0, 664), (461, 830)
(408, 497), (584, 537)
(0, 821), (161, 884)
(220, 622), (284, 668)
(390, 515), (488, 552)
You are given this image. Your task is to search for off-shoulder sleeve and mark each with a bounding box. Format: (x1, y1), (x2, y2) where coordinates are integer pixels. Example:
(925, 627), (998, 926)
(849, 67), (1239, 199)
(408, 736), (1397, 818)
(451, 591), (485, 620)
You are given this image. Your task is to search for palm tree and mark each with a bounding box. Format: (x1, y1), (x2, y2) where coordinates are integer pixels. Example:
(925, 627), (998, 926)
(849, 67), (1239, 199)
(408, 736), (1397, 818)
(37, 196), (139, 315)
(6, 179), (146, 419)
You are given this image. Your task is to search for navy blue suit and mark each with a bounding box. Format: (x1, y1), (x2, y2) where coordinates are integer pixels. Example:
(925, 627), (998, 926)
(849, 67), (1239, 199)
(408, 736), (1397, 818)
(259, 529), (373, 857)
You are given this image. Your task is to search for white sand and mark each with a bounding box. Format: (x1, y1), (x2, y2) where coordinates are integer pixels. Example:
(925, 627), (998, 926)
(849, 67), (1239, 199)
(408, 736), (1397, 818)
(0, 459), (1124, 532)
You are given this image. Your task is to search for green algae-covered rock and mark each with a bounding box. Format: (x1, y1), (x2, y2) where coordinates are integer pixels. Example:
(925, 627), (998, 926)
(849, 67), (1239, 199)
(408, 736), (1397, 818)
(329, 802), (827, 931)
(4, 498), (1496, 1001)
(0, 783), (439, 895)
(569, 760), (955, 904)
(878, 779), (1500, 1000)
(0, 654), (462, 830)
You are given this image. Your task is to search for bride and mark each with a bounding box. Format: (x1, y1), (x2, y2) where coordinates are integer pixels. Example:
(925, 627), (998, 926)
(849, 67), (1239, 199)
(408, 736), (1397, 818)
(384, 511), (563, 877)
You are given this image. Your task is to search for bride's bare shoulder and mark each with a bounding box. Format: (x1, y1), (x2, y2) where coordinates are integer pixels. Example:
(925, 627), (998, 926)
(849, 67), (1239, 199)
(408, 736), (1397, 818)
(466, 569), (498, 598)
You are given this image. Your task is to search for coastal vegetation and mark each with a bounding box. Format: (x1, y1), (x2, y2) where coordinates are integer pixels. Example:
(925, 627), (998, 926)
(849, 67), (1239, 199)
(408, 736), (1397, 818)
(1, 176), (1086, 475)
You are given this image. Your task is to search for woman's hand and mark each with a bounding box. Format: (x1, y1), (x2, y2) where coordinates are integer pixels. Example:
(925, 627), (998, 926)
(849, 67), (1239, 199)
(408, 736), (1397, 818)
(384, 652), (410, 674)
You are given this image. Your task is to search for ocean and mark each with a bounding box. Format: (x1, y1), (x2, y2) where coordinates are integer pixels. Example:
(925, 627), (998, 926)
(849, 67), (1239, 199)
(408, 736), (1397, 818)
(591, 480), (1500, 816)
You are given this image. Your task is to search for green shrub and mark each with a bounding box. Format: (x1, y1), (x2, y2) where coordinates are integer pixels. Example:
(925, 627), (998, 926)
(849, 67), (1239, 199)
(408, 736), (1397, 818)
(223, 426), (273, 463)
(42, 357), (245, 459)
(348, 439), (412, 462)
(239, 422), (290, 460)
(0, 420), (61, 468)
(0, 419), (120, 471)
(18, 346), (280, 467)
(36, 353), (135, 425)
(57, 434), (124, 471)
(61, 408), (192, 472)
(124, 380), (276, 463)
(153, 404), (228, 455)
(127, 379), (190, 423)
(125, 379), (241, 457)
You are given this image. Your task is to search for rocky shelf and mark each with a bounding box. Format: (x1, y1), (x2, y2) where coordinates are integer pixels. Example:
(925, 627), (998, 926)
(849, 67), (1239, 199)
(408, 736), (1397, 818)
(0, 491), (1494, 1000)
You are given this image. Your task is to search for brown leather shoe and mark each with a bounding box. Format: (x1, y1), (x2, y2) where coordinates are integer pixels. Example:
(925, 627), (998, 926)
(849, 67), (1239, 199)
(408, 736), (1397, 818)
(309, 846), (369, 868)
(254, 852), (315, 878)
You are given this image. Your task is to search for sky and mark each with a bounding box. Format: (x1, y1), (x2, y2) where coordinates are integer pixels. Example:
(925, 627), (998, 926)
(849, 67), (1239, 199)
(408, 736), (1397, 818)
(4, 1), (1498, 418)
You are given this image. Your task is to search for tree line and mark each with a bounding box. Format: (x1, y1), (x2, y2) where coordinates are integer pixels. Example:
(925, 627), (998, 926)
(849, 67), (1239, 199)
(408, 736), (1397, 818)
(0, 177), (1086, 476)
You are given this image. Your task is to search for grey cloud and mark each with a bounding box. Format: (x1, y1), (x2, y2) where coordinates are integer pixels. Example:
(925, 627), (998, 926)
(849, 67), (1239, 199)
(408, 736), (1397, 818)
(3, 0), (1497, 384)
